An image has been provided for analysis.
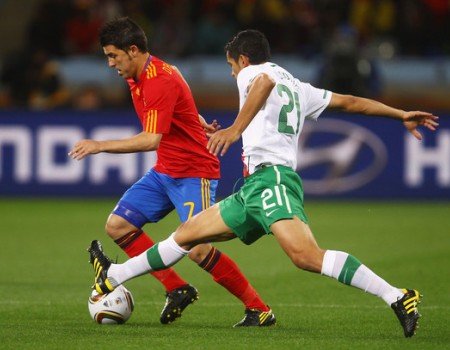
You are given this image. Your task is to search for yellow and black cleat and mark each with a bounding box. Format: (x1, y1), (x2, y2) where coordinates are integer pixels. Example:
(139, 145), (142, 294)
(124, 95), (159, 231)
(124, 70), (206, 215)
(87, 240), (115, 294)
(93, 278), (116, 294)
(233, 307), (276, 327)
(391, 289), (422, 337)
(160, 284), (199, 324)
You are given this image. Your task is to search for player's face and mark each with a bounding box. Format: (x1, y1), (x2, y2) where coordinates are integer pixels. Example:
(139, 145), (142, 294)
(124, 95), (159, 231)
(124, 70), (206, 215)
(226, 52), (245, 79)
(103, 45), (137, 79)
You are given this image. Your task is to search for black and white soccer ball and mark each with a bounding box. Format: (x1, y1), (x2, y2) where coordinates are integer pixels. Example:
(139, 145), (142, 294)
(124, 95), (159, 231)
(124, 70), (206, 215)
(88, 285), (134, 324)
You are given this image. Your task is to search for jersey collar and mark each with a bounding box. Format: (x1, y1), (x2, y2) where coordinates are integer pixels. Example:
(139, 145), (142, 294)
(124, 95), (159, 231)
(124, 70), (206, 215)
(135, 54), (153, 83)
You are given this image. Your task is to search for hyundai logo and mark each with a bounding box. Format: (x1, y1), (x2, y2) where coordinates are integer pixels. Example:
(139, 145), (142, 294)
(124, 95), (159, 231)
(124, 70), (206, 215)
(297, 118), (387, 194)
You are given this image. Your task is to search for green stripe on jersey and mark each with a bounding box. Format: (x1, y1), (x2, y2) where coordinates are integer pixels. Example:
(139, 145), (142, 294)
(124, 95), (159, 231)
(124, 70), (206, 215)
(146, 243), (165, 270)
(338, 255), (362, 285)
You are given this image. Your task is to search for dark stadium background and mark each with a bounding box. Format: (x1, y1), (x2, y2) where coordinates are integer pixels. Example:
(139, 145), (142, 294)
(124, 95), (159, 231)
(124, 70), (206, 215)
(0, 0), (449, 200)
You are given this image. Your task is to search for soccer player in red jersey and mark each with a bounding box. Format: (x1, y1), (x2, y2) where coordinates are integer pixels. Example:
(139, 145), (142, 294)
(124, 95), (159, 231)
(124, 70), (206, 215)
(69, 17), (274, 326)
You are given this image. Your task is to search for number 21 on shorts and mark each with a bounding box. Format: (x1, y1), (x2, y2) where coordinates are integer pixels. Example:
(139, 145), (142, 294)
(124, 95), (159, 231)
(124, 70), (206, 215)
(261, 185), (292, 216)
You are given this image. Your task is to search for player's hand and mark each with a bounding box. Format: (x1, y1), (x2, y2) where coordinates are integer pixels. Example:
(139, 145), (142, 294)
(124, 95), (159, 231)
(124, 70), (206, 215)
(199, 114), (221, 136)
(207, 127), (240, 156)
(402, 111), (439, 140)
(205, 119), (221, 137)
(68, 139), (101, 160)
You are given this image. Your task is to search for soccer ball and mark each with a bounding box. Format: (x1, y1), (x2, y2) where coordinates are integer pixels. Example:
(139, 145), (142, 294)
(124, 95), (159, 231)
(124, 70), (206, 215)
(88, 285), (134, 324)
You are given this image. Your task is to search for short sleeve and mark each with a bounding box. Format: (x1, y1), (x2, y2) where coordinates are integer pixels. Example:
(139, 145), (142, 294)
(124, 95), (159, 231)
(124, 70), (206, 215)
(299, 82), (331, 121)
(141, 75), (179, 133)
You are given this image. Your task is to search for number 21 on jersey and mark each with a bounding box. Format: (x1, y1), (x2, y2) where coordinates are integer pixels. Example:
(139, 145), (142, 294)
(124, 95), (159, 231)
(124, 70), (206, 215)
(277, 84), (301, 135)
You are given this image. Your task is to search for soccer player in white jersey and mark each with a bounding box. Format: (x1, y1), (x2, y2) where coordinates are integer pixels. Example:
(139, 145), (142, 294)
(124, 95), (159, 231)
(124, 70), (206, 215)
(88, 30), (438, 335)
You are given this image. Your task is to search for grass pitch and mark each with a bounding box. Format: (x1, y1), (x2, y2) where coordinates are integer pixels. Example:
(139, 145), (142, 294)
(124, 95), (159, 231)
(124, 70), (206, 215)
(0, 198), (449, 350)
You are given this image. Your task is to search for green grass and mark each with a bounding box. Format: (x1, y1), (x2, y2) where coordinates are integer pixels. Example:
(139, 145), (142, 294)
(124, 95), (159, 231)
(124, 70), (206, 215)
(0, 199), (449, 349)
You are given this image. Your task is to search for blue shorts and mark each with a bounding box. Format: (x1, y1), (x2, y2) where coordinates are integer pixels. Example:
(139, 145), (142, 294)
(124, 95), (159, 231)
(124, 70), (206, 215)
(112, 169), (218, 228)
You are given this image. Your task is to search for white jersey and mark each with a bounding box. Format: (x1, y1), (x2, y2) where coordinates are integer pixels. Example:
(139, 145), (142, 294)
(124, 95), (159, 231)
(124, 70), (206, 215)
(237, 62), (331, 175)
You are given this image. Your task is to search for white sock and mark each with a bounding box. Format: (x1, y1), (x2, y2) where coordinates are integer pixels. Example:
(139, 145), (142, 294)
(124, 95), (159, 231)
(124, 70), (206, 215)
(107, 233), (189, 286)
(321, 250), (404, 305)
(148, 233), (190, 269)
(108, 252), (151, 285)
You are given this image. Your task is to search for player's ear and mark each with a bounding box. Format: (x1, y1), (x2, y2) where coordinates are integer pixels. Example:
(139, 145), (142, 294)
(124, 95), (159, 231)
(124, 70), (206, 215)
(129, 45), (139, 58)
(239, 55), (250, 67)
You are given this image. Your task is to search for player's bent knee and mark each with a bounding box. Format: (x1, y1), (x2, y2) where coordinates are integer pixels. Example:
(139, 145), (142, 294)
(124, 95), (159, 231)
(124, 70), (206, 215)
(105, 221), (121, 239)
(105, 215), (135, 240)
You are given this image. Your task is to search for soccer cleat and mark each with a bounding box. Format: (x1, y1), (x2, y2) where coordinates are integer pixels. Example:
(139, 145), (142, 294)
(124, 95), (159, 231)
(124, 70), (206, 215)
(233, 308), (276, 327)
(391, 289), (422, 337)
(160, 284), (199, 324)
(87, 240), (116, 294)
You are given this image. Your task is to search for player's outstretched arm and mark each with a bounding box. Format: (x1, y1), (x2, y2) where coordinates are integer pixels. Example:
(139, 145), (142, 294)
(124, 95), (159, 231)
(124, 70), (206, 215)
(401, 110), (439, 140)
(68, 132), (162, 160)
(328, 93), (439, 140)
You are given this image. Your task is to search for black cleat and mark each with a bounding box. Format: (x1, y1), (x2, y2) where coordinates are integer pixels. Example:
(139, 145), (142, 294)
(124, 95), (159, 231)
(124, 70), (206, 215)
(160, 284), (199, 324)
(233, 308), (276, 327)
(87, 240), (116, 294)
(391, 289), (422, 337)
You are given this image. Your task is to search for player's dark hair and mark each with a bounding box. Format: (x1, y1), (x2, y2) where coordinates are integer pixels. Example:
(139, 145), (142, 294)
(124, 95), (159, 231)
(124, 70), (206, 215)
(224, 29), (271, 64)
(99, 17), (148, 52)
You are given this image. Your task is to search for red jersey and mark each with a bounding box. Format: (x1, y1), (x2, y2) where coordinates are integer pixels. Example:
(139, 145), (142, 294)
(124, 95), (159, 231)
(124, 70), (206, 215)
(127, 56), (220, 179)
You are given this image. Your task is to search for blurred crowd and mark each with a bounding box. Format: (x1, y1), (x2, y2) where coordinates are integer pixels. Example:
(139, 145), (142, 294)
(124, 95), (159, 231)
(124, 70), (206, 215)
(1, 0), (449, 110)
